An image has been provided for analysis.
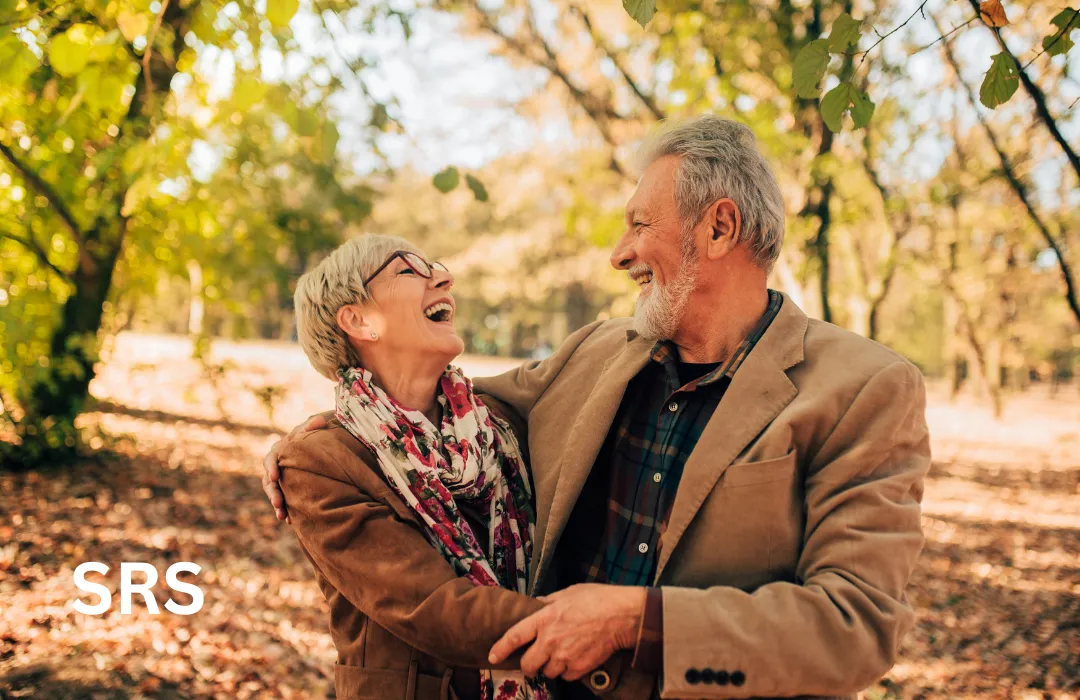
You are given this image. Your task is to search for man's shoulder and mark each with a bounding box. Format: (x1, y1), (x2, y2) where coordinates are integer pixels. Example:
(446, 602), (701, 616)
(800, 318), (922, 388)
(565, 317), (637, 357)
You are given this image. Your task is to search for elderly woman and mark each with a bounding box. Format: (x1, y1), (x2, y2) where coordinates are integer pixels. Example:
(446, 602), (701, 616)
(277, 234), (552, 700)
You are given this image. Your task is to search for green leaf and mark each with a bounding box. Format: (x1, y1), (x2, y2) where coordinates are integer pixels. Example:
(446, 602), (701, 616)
(190, 2), (221, 42)
(849, 87), (875, 128)
(370, 103), (389, 130)
(819, 83), (875, 132)
(47, 31), (92, 77)
(623, 0), (656, 28)
(828, 13), (861, 53)
(1044, 8), (1078, 56)
(979, 52), (1019, 108)
(296, 108), (319, 137)
(0, 35), (38, 84)
(316, 121), (339, 163)
(793, 39), (830, 99)
(465, 174), (488, 202)
(266, 0), (299, 29)
(433, 166), (460, 193)
(820, 84), (849, 132)
(232, 76), (266, 110)
(0, 0), (18, 16)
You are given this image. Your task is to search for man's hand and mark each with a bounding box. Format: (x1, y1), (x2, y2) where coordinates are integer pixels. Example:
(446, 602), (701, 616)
(262, 411), (334, 521)
(488, 584), (646, 681)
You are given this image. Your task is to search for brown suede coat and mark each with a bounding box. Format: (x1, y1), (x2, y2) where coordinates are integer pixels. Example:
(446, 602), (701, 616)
(277, 396), (555, 700)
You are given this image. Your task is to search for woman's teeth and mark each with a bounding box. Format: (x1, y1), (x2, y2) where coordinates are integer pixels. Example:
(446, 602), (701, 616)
(423, 302), (453, 322)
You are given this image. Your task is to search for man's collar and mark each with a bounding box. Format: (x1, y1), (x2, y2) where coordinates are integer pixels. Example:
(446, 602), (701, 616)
(625, 289), (806, 384)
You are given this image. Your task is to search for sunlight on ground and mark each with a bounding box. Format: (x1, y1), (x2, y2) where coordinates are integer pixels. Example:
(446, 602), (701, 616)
(1, 333), (1078, 698)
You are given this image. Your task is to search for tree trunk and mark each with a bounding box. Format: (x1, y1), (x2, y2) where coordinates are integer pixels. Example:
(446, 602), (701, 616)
(12, 232), (122, 464)
(187, 259), (205, 336)
(4, 1), (199, 466)
(810, 177), (834, 323)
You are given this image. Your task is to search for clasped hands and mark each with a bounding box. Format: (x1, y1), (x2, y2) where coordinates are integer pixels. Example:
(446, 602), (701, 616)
(262, 415), (646, 681)
(489, 583), (647, 681)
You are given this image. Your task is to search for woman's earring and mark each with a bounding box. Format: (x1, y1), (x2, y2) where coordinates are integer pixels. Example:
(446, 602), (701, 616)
(370, 331), (378, 340)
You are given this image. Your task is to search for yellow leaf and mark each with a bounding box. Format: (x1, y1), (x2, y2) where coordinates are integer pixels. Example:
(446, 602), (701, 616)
(116, 11), (150, 42)
(979, 0), (1010, 28)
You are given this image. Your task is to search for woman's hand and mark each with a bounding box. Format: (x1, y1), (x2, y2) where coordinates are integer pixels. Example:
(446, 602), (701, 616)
(261, 411), (334, 521)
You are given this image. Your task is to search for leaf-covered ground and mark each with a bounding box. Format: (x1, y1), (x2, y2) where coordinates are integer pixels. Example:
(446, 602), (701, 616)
(2, 333), (1078, 699)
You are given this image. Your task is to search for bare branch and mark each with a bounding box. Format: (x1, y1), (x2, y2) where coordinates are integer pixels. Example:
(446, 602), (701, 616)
(854, 0), (931, 73)
(936, 13), (1080, 327)
(1023, 7), (1078, 68)
(910, 17), (976, 55)
(458, 0), (630, 179)
(0, 230), (73, 282)
(139, 0), (172, 114)
(567, 2), (665, 121)
(0, 0), (76, 28)
(0, 138), (89, 256)
(964, 0), (1080, 183)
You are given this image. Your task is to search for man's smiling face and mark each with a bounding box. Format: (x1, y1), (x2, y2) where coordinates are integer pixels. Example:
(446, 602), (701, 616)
(609, 155), (700, 341)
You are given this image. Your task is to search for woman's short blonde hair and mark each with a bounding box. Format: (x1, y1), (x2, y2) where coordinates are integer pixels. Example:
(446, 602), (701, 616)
(294, 234), (423, 380)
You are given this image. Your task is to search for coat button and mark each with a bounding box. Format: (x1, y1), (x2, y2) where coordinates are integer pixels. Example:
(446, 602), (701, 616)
(637, 542), (649, 554)
(589, 669), (611, 691)
(700, 668), (715, 684)
(668, 401), (678, 412)
(731, 670), (746, 687)
(685, 668), (701, 684)
(715, 670), (729, 686)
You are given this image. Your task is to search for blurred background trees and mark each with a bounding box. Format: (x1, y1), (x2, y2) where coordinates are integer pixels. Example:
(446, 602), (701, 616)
(1, 0), (1078, 465)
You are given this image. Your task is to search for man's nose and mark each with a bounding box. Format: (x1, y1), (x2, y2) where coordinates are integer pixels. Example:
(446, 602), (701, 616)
(610, 232), (633, 270)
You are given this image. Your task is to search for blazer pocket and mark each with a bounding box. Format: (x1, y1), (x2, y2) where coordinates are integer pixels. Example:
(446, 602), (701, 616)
(722, 449), (797, 488)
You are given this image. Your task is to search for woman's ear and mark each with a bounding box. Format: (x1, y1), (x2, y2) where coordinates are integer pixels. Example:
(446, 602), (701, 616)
(336, 304), (376, 344)
(705, 198), (742, 260)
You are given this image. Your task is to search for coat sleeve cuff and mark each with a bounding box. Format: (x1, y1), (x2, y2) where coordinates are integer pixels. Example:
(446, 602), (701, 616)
(631, 586), (663, 673)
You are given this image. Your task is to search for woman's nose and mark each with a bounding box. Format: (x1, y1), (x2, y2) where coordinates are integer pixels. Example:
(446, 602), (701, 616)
(432, 270), (454, 290)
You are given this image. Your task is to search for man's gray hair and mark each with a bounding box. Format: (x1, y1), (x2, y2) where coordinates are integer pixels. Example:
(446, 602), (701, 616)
(635, 116), (786, 269)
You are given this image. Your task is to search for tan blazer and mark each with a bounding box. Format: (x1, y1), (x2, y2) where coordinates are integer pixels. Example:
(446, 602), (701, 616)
(474, 294), (931, 700)
(276, 397), (550, 700)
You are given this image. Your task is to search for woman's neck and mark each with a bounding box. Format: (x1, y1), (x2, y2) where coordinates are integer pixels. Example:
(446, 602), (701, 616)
(364, 354), (447, 425)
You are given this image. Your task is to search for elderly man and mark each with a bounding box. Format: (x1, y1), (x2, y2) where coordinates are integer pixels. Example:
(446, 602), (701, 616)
(263, 115), (930, 699)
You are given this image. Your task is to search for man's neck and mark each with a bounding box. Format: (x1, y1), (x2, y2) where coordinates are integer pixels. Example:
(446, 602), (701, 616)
(671, 287), (770, 365)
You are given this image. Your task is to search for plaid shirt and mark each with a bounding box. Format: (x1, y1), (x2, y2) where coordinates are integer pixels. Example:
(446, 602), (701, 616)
(553, 291), (783, 695)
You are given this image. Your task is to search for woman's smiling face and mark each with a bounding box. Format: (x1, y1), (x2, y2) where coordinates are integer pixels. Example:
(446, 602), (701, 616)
(358, 251), (465, 364)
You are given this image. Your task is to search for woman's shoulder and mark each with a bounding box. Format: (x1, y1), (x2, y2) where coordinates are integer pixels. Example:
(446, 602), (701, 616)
(278, 423), (386, 491)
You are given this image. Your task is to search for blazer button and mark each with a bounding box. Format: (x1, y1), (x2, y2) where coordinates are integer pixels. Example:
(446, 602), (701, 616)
(715, 670), (729, 686)
(685, 668), (701, 684)
(700, 668), (715, 684)
(731, 670), (746, 687)
(589, 669), (612, 692)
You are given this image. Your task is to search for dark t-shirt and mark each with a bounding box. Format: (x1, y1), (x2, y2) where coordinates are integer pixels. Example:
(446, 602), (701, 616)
(676, 359), (723, 388)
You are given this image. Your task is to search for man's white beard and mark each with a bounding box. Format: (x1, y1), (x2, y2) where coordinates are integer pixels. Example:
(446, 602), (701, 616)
(632, 264), (698, 341)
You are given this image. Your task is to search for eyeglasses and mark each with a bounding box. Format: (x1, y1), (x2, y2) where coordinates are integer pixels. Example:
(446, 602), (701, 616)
(362, 250), (449, 288)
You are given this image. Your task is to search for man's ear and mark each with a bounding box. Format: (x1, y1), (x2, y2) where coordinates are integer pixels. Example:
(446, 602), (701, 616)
(336, 304), (375, 343)
(705, 199), (741, 260)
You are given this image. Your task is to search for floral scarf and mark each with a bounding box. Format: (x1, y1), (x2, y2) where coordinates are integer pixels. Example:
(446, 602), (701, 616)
(335, 365), (551, 700)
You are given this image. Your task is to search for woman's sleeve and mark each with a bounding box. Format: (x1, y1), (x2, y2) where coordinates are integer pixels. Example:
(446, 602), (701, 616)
(277, 431), (545, 669)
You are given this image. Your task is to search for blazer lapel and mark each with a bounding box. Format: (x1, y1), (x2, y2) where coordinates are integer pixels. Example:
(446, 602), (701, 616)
(530, 332), (653, 590)
(655, 295), (809, 579)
